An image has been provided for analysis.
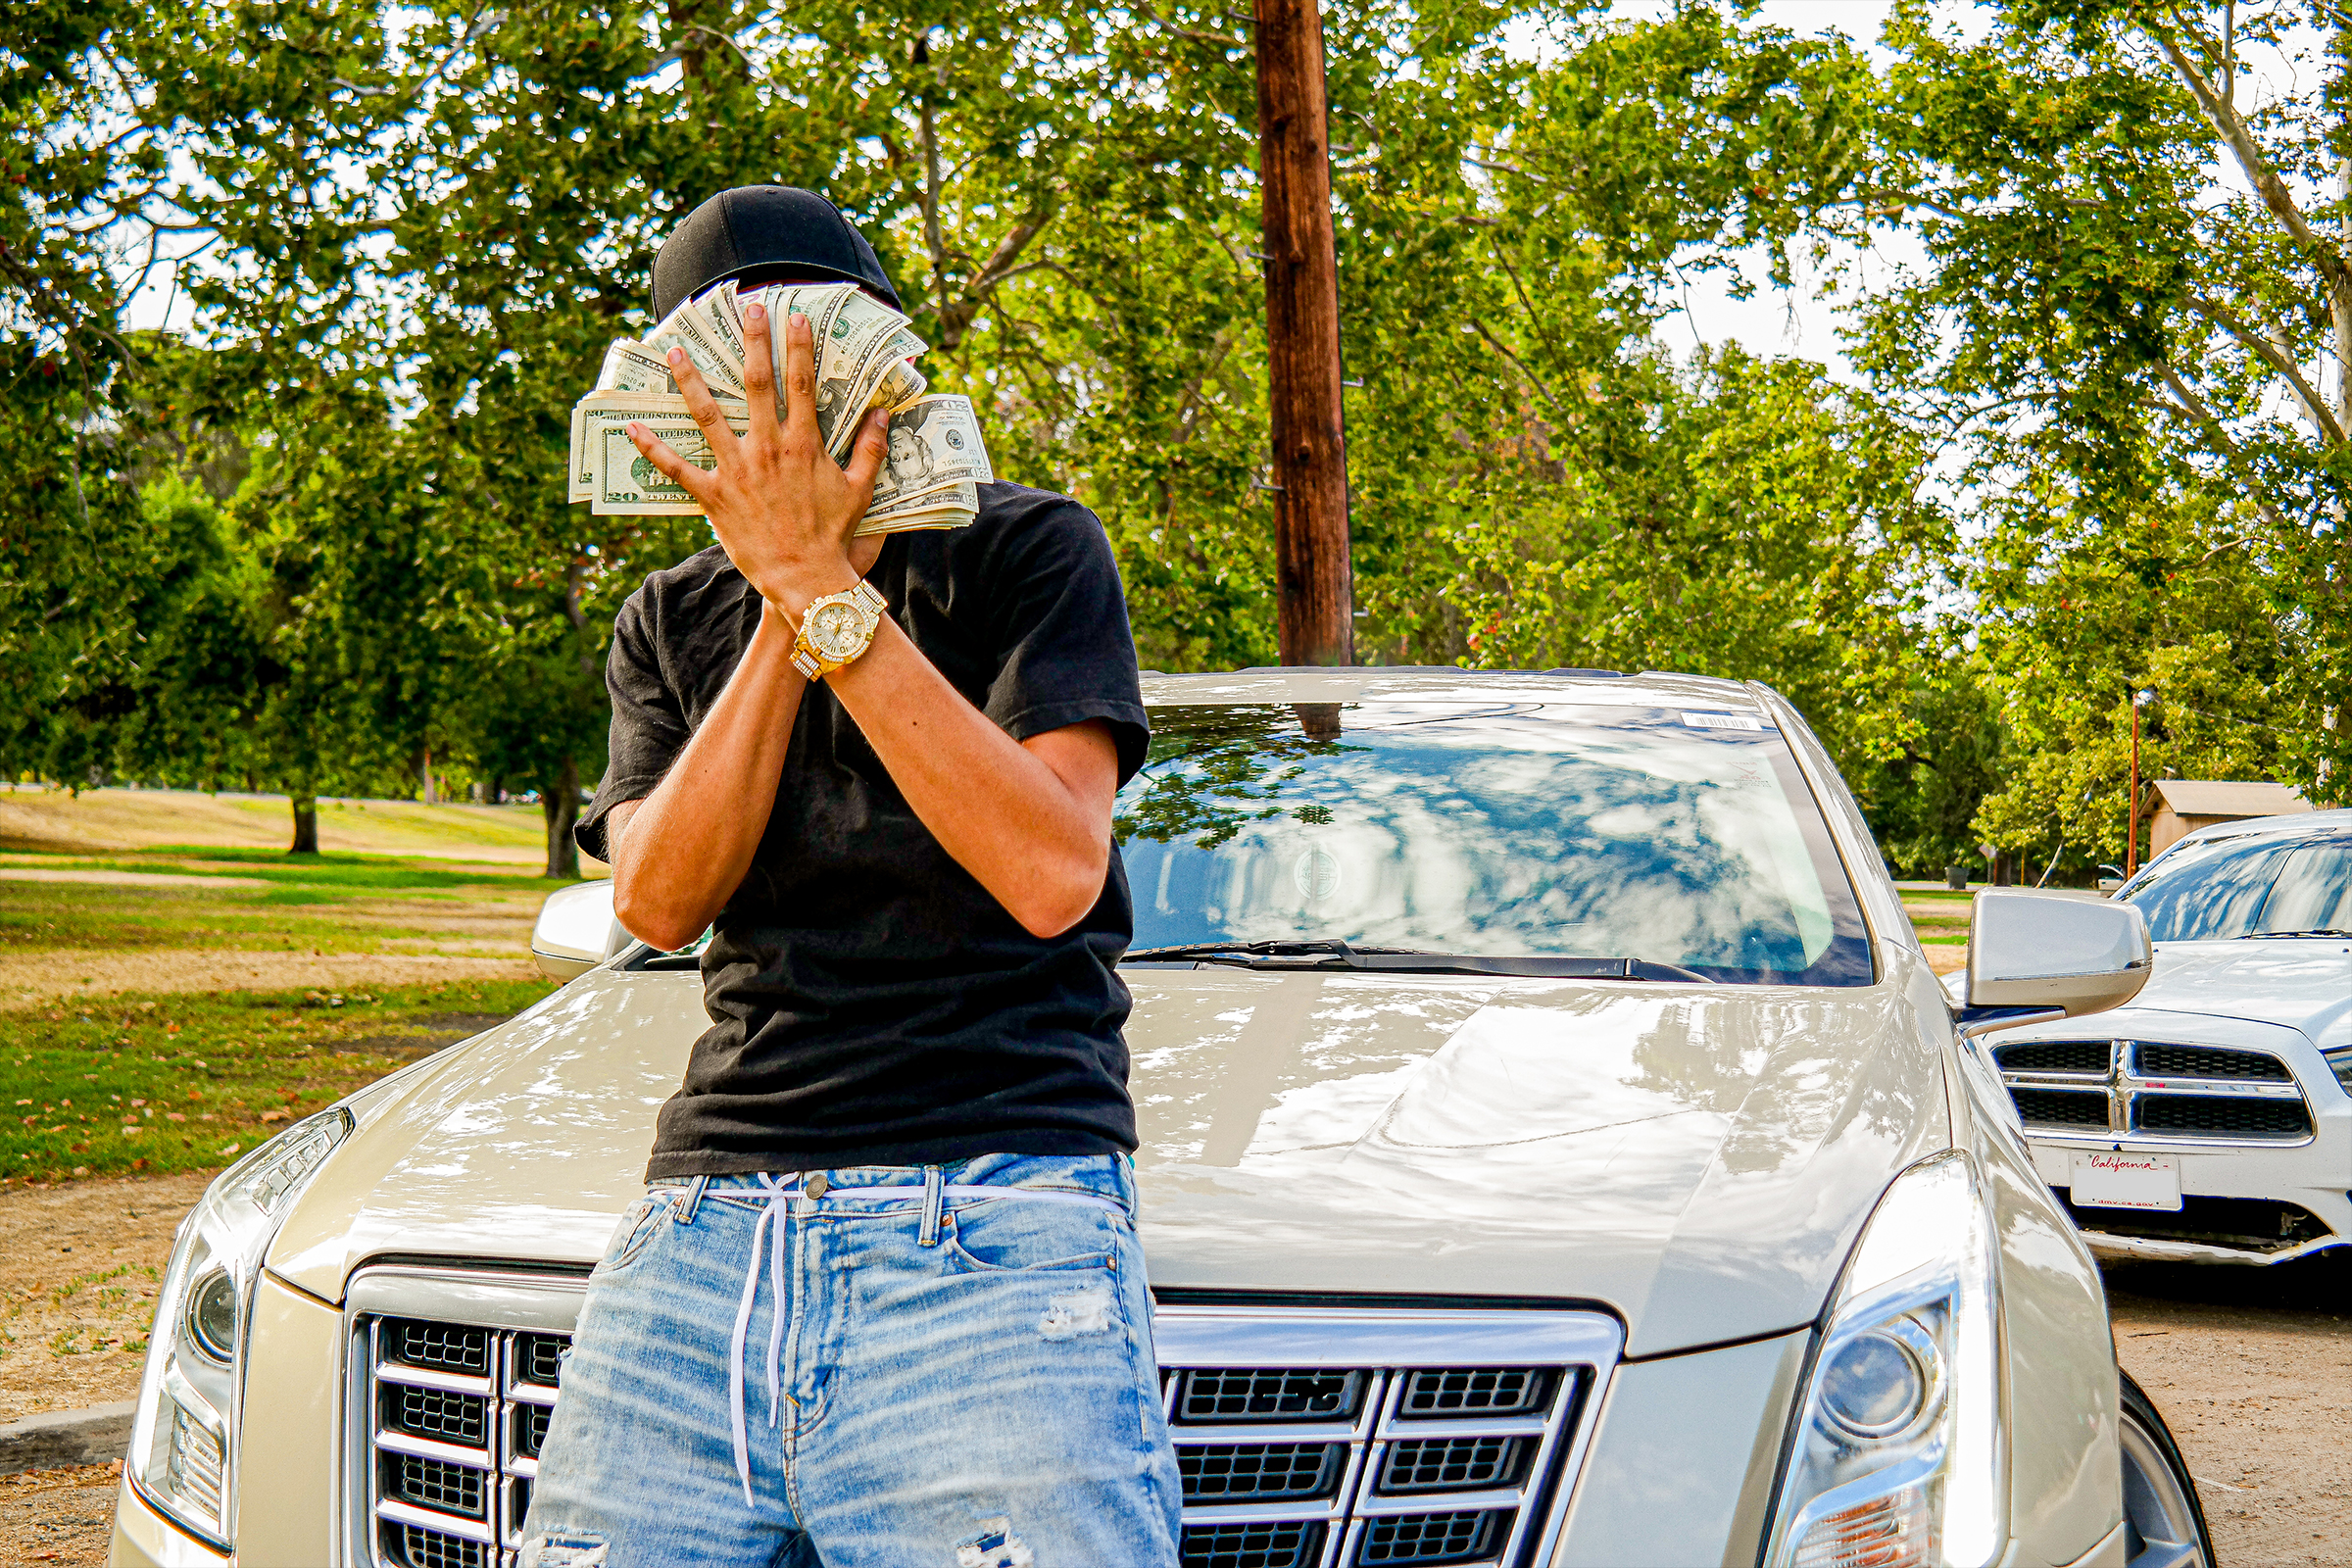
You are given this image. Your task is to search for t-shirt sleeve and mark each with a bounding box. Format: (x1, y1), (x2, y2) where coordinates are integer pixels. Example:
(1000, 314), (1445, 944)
(981, 498), (1151, 784)
(576, 592), (690, 864)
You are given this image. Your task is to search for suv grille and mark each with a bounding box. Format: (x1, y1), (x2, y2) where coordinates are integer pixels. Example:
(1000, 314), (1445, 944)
(1182, 1368), (1366, 1423)
(1360, 1509), (1505, 1564)
(2008, 1088), (2110, 1129)
(1184, 1520), (1328, 1568)
(1995, 1037), (2317, 1147)
(2133, 1094), (2313, 1139)
(1160, 1310), (1608, 1566)
(1379, 1437), (1529, 1494)
(364, 1317), (560, 1568)
(1182, 1441), (1347, 1502)
(1994, 1041), (2110, 1075)
(363, 1300), (1615, 1568)
(2134, 1044), (2292, 1081)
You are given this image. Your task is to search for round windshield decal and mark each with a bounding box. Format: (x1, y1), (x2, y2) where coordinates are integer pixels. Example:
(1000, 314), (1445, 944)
(1294, 847), (1341, 901)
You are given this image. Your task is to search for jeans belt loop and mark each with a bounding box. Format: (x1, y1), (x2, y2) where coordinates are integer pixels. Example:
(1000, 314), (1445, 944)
(918, 1165), (945, 1248)
(679, 1174), (709, 1226)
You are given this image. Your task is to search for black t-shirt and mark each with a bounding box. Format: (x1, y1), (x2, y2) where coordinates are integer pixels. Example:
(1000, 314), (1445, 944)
(575, 482), (1151, 1177)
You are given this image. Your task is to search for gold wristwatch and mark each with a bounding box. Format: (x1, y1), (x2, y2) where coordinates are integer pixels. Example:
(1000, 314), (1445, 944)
(789, 580), (888, 680)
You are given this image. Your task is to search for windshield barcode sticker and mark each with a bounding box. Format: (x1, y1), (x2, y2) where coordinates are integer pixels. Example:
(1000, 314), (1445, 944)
(1683, 711), (1764, 731)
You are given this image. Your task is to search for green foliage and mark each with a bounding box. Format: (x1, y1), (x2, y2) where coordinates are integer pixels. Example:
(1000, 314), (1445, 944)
(55, 0), (2341, 882)
(1853, 0), (2352, 826)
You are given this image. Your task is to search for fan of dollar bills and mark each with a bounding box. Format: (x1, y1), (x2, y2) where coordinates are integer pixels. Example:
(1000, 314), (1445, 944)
(567, 279), (993, 534)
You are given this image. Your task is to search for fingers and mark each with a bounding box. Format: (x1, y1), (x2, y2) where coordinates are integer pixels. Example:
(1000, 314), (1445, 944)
(665, 347), (741, 459)
(626, 422), (715, 504)
(781, 311), (819, 447)
(738, 300), (778, 450)
(841, 409), (888, 499)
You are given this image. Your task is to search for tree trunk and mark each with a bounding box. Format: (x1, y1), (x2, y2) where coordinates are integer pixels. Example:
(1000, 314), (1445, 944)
(543, 756), (581, 880)
(1255, 0), (1353, 666)
(289, 793), (318, 855)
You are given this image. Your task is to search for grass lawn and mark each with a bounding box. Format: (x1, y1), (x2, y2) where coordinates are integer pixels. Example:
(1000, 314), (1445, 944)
(0, 980), (554, 1181)
(0, 828), (574, 1188)
(1899, 887), (1974, 949)
(0, 846), (580, 956)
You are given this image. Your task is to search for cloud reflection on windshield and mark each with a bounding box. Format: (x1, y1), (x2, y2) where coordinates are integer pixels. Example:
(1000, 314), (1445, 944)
(1116, 704), (1870, 985)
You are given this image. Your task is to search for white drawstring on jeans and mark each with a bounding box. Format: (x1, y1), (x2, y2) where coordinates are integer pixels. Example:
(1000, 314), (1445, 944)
(720, 1174), (1127, 1507)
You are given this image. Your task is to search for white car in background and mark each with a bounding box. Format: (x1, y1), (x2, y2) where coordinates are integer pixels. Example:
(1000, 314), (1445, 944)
(111, 669), (2213, 1568)
(1984, 809), (2352, 1264)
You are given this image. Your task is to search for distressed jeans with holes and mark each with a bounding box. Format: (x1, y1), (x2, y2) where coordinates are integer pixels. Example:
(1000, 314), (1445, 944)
(518, 1154), (1181, 1568)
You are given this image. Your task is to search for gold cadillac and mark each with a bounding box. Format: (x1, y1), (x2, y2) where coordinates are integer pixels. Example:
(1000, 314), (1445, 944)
(111, 668), (2209, 1568)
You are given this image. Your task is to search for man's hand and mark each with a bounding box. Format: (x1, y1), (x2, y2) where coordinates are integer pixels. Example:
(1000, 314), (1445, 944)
(627, 301), (890, 616)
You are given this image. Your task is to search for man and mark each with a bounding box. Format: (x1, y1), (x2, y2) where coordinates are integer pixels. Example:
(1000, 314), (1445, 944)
(520, 186), (1180, 1568)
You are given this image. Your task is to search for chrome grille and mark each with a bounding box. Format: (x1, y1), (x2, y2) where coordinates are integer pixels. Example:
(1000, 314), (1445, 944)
(1994, 1038), (2316, 1146)
(359, 1292), (1616, 1568)
(365, 1313), (561, 1568)
(1992, 1040), (2110, 1075)
(1184, 1520), (1327, 1568)
(2134, 1044), (2291, 1081)
(1359, 1508), (1504, 1564)
(2134, 1094), (2313, 1139)
(1182, 1368), (1366, 1423)
(2009, 1088), (2110, 1128)
(1379, 1437), (1529, 1494)
(1182, 1441), (1348, 1502)
(1159, 1305), (1616, 1567)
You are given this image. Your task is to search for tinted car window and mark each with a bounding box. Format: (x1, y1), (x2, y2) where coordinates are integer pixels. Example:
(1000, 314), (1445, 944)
(1115, 702), (1872, 985)
(2255, 843), (2352, 933)
(2124, 834), (2352, 940)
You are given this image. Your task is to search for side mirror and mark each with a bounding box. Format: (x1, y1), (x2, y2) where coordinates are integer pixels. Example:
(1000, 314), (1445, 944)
(1954, 889), (2151, 1036)
(531, 880), (629, 982)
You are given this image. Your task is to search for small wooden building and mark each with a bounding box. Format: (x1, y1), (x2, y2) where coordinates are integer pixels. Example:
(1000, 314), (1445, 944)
(2148, 780), (2311, 858)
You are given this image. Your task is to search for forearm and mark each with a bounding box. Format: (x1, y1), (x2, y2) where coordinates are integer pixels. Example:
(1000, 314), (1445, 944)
(827, 619), (1112, 938)
(610, 604), (807, 949)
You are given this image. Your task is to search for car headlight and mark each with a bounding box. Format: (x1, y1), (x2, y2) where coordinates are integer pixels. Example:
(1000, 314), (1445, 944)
(126, 1107), (352, 1546)
(1765, 1150), (2006, 1568)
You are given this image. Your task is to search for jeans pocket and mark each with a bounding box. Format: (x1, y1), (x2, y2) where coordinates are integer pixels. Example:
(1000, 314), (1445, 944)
(944, 1199), (1119, 1276)
(595, 1191), (674, 1275)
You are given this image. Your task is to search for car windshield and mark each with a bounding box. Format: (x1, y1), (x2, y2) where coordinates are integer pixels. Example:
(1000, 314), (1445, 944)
(2121, 833), (2352, 940)
(1113, 700), (1873, 985)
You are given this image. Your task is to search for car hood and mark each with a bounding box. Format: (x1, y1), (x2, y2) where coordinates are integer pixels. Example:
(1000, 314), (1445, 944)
(270, 962), (1948, 1356)
(2113, 940), (2352, 1048)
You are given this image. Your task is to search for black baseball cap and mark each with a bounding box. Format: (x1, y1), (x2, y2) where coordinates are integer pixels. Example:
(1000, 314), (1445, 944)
(652, 186), (902, 319)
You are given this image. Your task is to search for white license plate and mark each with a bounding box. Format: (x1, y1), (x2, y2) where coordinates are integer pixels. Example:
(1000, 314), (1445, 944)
(2071, 1152), (2181, 1211)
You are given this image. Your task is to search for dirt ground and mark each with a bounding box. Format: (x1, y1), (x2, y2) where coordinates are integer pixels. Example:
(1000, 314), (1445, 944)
(0, 1463), (121, 1566)
(2107, 1251), (2352, 1567)
(0, 1173), (217, 1422)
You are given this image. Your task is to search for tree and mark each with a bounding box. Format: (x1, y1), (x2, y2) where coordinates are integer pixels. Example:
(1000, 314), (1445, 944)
(1854, 0), (2352, 797)
(1964, 461), (2294, 877)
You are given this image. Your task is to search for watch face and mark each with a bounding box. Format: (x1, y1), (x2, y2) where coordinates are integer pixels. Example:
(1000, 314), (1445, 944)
(809, 600), (865, 659)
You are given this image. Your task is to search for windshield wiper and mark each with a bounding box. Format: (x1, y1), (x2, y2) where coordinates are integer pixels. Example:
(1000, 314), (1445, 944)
(2240, 928), (2352, 939)
(1120, 940), (1711, 981)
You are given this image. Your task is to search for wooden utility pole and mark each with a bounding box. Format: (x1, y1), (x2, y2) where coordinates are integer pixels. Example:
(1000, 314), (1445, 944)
(1254, 0), (1352, 665)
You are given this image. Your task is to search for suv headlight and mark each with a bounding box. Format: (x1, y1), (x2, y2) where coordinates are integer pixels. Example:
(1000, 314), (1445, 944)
(126, 1107), (352, 1546)
(1765, 1150), (2006, 1568)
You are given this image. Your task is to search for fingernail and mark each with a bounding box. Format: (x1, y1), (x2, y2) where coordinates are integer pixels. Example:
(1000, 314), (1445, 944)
(745, 303), (764, 324)
(666, 348), (685, 366)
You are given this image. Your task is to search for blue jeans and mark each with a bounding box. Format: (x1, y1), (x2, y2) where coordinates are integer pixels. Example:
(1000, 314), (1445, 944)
(519, 1155), (1181, 1567)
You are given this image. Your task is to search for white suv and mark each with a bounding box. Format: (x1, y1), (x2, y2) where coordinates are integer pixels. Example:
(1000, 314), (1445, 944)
(111, 668), (2209, 1568)
(1986, 808), (2352, 1265)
